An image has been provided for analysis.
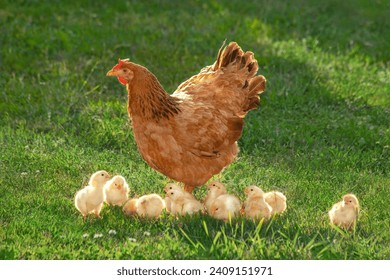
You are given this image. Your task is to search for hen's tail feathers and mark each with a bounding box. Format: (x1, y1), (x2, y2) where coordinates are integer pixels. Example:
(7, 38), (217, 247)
(213, 41), (266, 113)
(246, 75), (266, 111)
(213, 42), (259, 76)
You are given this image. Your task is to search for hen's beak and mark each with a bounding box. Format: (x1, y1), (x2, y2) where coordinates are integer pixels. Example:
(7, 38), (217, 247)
(106, 70), (117, 76)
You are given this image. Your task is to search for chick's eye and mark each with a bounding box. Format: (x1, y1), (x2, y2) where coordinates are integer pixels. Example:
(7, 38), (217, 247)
(251, 189), (253, 191)
(101, 174), (104, 176)
(212, 184), (216, 187)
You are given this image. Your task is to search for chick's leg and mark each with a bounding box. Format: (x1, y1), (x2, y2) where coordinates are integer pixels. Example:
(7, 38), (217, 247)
(94, 203), (103, 219)
(184, 185), (195, 193)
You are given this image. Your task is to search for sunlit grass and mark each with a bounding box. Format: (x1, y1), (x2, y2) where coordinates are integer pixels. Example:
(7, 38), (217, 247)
(1, 0), (389, 259)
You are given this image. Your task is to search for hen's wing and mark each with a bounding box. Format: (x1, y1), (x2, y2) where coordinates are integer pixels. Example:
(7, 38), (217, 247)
(172, 42), (266, 157)
(174, 42), (265, 114)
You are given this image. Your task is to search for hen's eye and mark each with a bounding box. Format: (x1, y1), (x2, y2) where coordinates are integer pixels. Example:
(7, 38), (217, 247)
(123, 69), (127, 73)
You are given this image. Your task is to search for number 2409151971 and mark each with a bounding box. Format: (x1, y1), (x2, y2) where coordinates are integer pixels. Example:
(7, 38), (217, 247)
(209, 266), (272, 276)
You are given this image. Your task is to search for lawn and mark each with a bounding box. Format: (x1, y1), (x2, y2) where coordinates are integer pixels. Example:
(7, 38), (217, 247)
(0, 0), (389, 260)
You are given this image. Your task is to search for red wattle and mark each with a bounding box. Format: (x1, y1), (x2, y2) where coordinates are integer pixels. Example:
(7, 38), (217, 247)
(118, 77), (127, 85)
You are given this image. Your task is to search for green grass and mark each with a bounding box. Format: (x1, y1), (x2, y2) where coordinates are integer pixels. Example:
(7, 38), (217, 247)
(1, 0), (389, 260)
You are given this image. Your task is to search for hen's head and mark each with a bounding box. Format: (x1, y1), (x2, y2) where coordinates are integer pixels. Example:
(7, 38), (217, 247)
(106, 59), (135, 85)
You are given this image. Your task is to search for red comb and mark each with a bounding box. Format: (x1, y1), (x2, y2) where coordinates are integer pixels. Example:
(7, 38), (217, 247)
(113, 59), (125, 70)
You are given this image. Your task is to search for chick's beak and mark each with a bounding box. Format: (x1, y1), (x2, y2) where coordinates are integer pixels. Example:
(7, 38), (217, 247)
(106, 69), (118, 76)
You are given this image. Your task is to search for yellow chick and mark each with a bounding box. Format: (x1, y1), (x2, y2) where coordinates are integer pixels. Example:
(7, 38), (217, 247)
(209, 194), (241, 221)
(329, 193), (360, 230)
(123, 194), (165, 218)
(204, 181), (227, 214)
(243, 186), (272, 221)
(264, 191), (287, 215)
(74, 170), (110, 220)
(123, 198), (138, 216)
(136, 194), (166, 218)
(104, 175), (129, 206)
(164, 183), (195, 213)
(166, 189), (203, 216)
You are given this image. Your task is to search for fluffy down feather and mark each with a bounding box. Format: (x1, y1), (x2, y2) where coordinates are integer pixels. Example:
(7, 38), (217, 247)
(123, 194), (165, 218)
(122, 198), (138, 216)
(204, 181), (227, 213)
(166, 189), (203, 216)
(104, 175), (129, 206)
(329, 194), (359, 230)
(243, 186), (272, 221)
(209, 194), (241, 221)
(163, 183), (195, 213)
(74, 170), (110, 220)
(264, 191), (287, 215)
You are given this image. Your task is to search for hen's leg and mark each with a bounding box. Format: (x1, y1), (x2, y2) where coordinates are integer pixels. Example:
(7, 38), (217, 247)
(184, 185), (195, 193)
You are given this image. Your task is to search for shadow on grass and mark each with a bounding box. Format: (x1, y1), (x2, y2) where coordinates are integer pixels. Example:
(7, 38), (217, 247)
(238, 52), (389, 174)
(169, 212), (382, 259)
(214, 0), (390, 63)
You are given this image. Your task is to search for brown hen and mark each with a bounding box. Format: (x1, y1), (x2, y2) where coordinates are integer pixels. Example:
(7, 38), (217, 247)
(107, 42), (266, 193)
